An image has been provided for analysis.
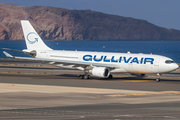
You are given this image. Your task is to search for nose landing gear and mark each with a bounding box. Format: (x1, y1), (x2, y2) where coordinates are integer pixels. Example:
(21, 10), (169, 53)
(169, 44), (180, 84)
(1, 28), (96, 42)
(156, 73), (162, 82)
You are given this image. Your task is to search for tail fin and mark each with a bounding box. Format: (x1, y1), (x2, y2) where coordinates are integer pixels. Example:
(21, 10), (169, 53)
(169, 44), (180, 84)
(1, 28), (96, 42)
(20, 20), (52, 50)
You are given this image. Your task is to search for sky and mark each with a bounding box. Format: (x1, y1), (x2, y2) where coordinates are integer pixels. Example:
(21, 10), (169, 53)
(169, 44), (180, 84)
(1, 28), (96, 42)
(1, 0), (180, 30)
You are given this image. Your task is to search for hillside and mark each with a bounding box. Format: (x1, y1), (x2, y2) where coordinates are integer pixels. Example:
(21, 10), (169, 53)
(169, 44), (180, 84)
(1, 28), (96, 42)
(0, 3), (180, 40)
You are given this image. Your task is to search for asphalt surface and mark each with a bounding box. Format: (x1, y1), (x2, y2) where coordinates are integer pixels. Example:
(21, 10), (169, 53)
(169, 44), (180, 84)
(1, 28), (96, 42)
(0, 59), (180, 120)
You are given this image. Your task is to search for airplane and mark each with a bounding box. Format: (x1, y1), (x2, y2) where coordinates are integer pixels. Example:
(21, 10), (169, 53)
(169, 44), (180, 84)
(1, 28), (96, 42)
(3, 20), (179, 82)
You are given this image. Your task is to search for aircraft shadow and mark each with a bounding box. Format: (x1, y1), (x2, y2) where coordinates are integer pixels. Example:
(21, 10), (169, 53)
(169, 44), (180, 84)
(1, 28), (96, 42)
(56, 74), (180, 82)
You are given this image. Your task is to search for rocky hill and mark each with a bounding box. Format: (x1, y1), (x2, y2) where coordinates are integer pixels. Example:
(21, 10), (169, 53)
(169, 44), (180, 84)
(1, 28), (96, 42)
(0, 3), (180, 40)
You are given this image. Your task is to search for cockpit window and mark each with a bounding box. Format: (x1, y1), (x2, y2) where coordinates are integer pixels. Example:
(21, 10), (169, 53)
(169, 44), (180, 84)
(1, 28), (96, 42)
(165, 60), (174, 64)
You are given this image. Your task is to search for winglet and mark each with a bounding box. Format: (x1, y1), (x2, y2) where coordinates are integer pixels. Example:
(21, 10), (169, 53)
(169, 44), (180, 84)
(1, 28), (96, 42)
(3, 51), (14, 58)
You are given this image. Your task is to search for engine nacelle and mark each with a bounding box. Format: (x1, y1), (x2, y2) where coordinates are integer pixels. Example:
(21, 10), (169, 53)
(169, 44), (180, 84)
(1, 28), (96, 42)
(131, 73), (146, 77)
(90, 67), (110, 78)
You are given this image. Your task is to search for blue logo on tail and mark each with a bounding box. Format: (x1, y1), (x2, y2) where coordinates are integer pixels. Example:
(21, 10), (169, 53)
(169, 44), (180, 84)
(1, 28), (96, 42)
(27, 32), (38, 44)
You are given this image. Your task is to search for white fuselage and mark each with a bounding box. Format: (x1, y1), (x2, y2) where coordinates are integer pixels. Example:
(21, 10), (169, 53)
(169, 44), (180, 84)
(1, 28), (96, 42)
(35, 50), (179, 74)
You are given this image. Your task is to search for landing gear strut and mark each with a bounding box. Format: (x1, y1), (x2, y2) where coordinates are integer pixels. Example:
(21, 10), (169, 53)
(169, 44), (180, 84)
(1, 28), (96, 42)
(78, 67), (92, 79)
(156, 73), (162, 82)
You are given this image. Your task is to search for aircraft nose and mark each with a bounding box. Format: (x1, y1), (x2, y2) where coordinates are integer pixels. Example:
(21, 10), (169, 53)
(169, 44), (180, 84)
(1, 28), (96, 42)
(174, 63), (179, 70)
(170, 63), (179, 71)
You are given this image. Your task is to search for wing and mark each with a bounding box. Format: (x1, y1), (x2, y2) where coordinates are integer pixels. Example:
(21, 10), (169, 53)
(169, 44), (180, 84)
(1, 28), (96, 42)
(3, 51), (118, 69)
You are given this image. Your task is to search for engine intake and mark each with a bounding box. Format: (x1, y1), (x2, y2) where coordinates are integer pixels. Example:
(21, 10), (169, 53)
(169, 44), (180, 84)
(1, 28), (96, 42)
(90, 67), (110, 78)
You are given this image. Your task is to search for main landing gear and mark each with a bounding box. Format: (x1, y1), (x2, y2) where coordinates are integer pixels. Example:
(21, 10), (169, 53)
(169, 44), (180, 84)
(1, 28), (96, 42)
(156, 73), (162, 82)
(78, 74), (113, 79)
(78, 74), (91, 79)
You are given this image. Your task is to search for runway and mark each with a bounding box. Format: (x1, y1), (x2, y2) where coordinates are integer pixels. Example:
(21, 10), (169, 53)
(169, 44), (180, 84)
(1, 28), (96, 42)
(0, 59), (180, 119)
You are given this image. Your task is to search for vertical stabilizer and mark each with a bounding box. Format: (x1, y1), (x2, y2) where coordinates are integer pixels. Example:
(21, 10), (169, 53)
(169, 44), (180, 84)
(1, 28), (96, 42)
(21, 20), (52, 50)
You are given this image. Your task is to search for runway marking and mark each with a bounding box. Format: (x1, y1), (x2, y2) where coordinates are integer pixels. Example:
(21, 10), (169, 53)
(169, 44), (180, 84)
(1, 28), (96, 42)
(123, 80), (151, 82)
(105, 91), (180, 97)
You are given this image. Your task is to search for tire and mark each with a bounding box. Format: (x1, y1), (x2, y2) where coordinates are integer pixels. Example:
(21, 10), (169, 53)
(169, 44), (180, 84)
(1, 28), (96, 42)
(84, 75), (89, 79)
(156, 78), (160, 82)
(108, 74), (113, 79)
(78, 75), (84, 79)
(84, 75), (91, 79)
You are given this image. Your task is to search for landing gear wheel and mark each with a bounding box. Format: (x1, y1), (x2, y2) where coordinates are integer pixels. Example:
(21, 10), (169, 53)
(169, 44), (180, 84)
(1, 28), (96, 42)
(156, 73), (162, 82)
(88, 75), (91, 79)
(78, 75), (91, 79)
(78, 75), (84, 79)
(156, 78), (160, 82)
(107, 74), (113, 79)
(84, 75), (91, 79)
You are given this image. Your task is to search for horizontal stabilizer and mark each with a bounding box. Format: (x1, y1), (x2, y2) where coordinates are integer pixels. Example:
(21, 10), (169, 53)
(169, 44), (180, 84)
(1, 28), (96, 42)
(3, 51), (14, 58)
(2, 48), (36, 57)
(2, 48), (24, 53)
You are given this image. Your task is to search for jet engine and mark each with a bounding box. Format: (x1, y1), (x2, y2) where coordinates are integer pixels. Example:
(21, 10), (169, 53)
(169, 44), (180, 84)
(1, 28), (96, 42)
(90, 67), (110, 78)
